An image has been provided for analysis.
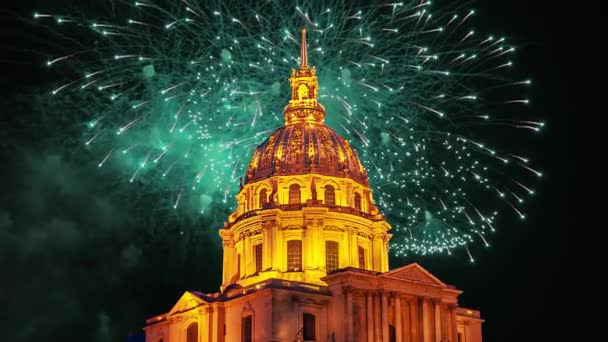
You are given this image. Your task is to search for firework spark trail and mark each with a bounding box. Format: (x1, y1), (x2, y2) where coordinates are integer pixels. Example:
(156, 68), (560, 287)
(36, 0), (541, 259)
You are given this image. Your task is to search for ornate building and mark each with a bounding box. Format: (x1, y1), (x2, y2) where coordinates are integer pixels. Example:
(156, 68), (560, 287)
(143, 28), (483, 342)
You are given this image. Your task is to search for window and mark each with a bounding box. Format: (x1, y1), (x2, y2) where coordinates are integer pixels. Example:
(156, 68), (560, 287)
(287, 240), (302, 270)
(242, 315), (252, 342)
(354, 192), (361, 211)
(289, 184), (301, 204)
(298, 84), (309, 100)
(303, 313), (316, 341)
(186, 323), (198, 342)
(325, 241), (339, 272)
(324, 185), (335, 205)
(358, 246), (366, 269)
(255, 244), (263, 272)
(259, 189), (268, 207)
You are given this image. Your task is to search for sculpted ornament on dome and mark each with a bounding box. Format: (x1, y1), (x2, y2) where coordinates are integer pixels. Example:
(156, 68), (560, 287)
(357, 231), (373, 239)
(319, 129), (332, 154)
(288, 127), (303, 159)
(324, 225), (345, 232)
(281, 224), (302, 231)
(264, 135), (275, 153)
(237, 228), (262, 242)
(249, 150), (260, 170)
(261, 219), (277, 228)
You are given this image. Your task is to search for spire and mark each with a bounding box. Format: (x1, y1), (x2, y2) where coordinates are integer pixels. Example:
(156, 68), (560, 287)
(300, 27), (308, 70)
(284, 26), (326, 125)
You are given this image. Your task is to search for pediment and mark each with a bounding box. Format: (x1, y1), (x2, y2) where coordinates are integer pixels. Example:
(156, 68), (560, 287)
(382, 263), (446, 287)
(168, 291), (206, 316)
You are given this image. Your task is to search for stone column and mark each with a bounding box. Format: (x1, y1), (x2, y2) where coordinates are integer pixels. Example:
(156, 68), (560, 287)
(367, 292), (374, 342)
(207, 307), (214, 342)
(313, 219), (322, 269)
(441, 304), (449, 342)
(409, 299), (419, 342)
(434, 301), (442, 342)
(382, 235), (390, 271)
(402, 299), (411, 342)
(342, 228), (350, 269)
(211, 306), (219, 342)
(350, 228), (359, 266)
(274, 225), (283, 271)
(262, 222), (272, 270)
(450, 305), (458, 342)
(381, 293), (389, 342)
(346, 289), (354, 341)
(221, 237), (234, 286)
(422, 299), (431, 342)
(395, 295), (403, 342)
(372, 234), (383, 271)
(243, 236), (251, 276)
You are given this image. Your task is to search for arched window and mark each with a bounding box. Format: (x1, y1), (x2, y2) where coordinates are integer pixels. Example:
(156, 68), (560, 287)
(287, 240), (302, 271)
(303, 313), (316, 341)
(297, 84), (309, 100)
(324, 185), (335, 206)
(289, 184), (301, 204)
(255, 244), (263, 272)
(325, 241), (339, 272)
(259, 189), (268, 207)
(186, 322), (198, 342)
(354, 192), (361, 211)
(358, 246), (366, 269)
(242, 315), (253, 342)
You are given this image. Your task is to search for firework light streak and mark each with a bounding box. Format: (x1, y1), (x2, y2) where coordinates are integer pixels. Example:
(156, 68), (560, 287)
(35, 0), (541, 259)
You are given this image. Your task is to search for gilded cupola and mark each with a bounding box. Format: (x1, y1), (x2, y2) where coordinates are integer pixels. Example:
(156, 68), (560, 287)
(245, 27), (370, 187)
(220, 27), (391, 289)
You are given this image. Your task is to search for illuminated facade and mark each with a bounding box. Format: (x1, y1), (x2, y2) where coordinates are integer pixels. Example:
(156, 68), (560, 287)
(144, 28), (483, 342)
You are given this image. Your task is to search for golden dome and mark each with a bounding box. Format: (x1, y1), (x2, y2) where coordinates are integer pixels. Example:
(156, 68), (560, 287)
(245, 27), (368, 186)
(245, 123), (369, 186)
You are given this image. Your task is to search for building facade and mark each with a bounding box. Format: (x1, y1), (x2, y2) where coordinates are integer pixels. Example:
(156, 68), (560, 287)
(144, 28), (483, 342)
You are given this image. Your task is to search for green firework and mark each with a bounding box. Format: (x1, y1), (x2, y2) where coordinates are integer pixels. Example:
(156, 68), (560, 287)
(34, 0), (542, 259)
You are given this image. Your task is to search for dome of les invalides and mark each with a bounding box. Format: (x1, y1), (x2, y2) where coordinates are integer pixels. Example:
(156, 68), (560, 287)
(245, 27), (369, 187)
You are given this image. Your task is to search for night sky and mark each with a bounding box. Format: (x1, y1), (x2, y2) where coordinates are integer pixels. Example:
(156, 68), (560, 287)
(1, 1), (573, 341)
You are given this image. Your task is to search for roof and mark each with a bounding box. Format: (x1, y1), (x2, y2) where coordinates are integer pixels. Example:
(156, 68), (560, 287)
(245, 123), (369, 186)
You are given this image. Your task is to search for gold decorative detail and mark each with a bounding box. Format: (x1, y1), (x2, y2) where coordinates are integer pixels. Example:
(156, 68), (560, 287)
(281, 225), (302, 231)
(284, 27), (326, 125)
(320, 129), (332, 156)
(250, 150), (260, 169)
(262, 135), (276, 162)
(357, 231), (373, 239)
(324, 226), (345, 232)
(236, 228), (262, 242)
(288, 126), (303, 159)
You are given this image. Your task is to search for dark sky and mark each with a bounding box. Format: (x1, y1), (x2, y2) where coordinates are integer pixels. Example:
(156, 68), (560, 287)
(1, 1), (574, 341)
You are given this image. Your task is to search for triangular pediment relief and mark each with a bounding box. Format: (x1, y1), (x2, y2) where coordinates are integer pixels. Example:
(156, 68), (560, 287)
(168, 291), (206, 316)
(382, 263), (446, 287)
